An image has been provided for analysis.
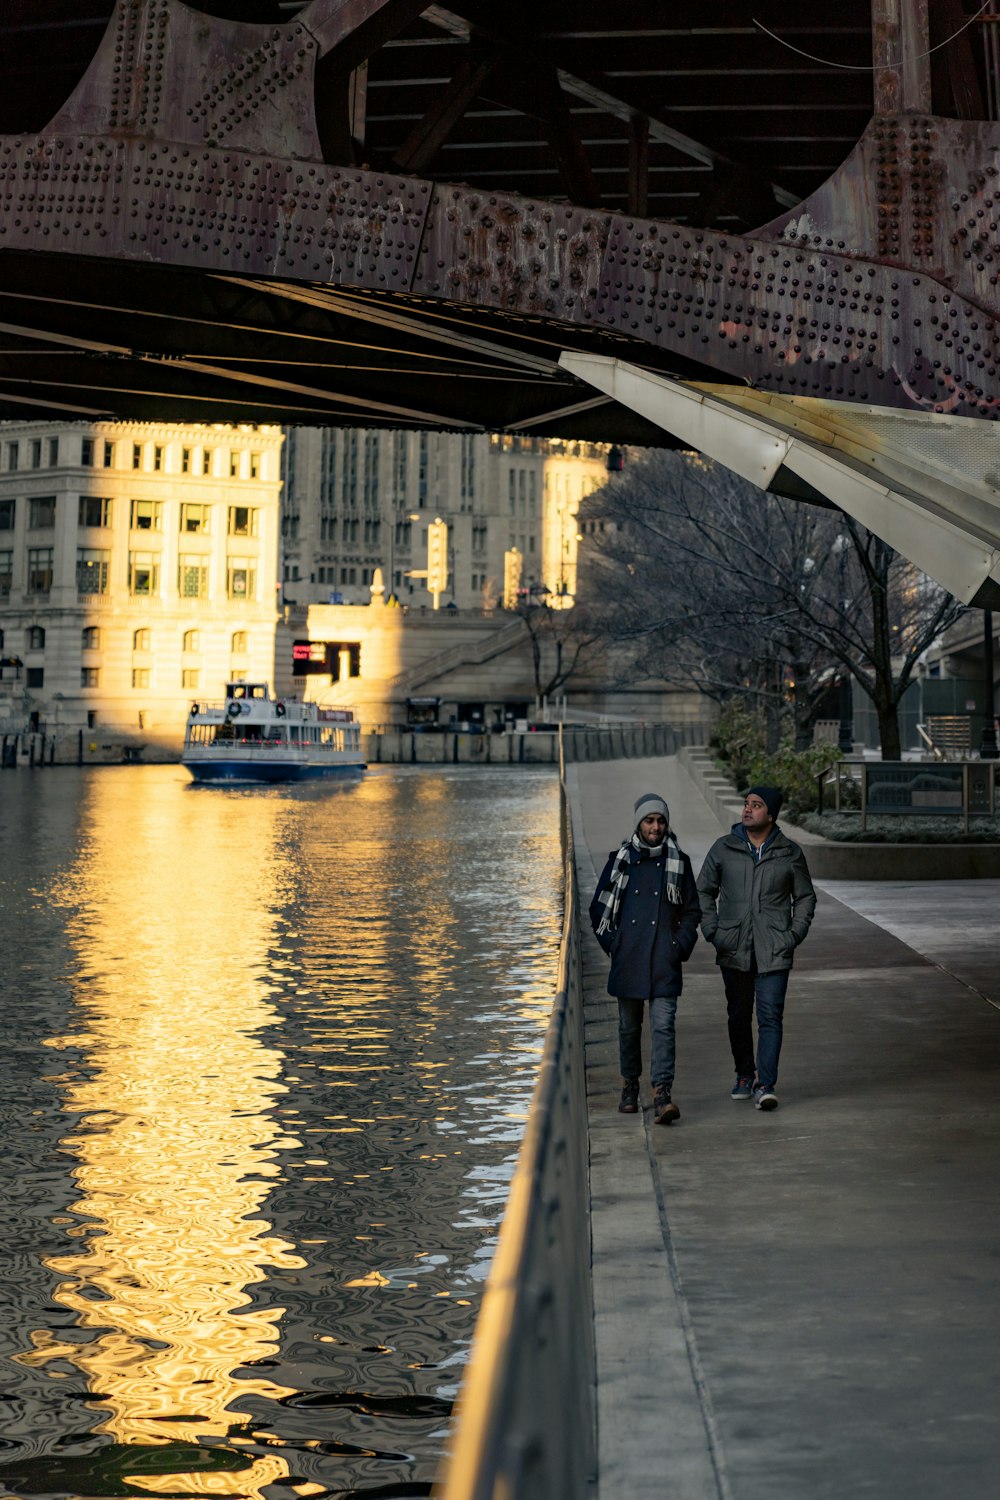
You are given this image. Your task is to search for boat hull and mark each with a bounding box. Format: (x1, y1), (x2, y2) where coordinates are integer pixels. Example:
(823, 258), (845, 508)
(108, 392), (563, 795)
(183, 755), (365, 784)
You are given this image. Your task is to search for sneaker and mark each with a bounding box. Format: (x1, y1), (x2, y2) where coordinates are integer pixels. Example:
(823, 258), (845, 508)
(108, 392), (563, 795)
(731, 1075), (754, 1100)
(618, 1077), (640, 1114)
(754, 1086), (778, 1111)
(653, 1083), (680, 1126)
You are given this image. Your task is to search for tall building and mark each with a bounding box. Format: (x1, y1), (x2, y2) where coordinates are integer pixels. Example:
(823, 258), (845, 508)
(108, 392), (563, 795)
(0, 421), (282, 750)
(279, 429), (607, 612)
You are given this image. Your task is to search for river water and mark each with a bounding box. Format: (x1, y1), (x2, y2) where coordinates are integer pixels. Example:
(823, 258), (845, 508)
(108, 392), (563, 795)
(0, 764), (561, 1500)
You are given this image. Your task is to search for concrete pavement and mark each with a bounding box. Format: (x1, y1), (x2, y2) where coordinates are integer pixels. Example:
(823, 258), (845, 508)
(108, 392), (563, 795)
(567, 756), (1000, 1500)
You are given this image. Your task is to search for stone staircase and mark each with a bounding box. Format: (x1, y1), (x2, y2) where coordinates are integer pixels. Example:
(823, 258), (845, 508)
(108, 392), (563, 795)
(320, 617), (528, 710)
(677, 744), (743, 829)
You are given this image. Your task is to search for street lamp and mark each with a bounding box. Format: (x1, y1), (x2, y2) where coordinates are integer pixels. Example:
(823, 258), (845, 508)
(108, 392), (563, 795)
(388, 511), (422, 598)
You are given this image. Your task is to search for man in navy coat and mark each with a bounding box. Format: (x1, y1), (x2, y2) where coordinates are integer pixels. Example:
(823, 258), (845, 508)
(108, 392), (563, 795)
(589, 792), (702, 1124)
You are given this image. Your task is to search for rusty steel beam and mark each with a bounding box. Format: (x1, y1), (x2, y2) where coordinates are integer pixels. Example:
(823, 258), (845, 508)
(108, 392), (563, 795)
(4, 111), (1000, 419)
(627, 116), (649, 220)
(304, 0), (432, 65)
(872, 0), (931, 115)
(392, 45), (500, 174)
(1, 0), (999, 426)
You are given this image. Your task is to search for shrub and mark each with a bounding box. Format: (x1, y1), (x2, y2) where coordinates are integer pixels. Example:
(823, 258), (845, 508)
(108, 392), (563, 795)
(711, 701), (841, 819)
(798, 812), (1000, 844)
(710, 700), (765, 774)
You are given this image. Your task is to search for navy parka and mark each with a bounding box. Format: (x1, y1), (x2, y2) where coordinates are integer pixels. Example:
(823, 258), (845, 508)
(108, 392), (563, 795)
(589, 843), (701, 999)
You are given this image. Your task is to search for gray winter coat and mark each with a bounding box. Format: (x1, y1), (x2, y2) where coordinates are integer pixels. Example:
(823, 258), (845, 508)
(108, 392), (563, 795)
(696, 825), (816, 973)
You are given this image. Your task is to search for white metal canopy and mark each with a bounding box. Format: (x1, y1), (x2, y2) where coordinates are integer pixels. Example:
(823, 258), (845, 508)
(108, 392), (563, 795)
(559, 352), (1000, 609)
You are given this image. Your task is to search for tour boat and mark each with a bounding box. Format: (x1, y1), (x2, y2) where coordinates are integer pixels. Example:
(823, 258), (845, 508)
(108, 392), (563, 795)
(182, 682), (365, 783)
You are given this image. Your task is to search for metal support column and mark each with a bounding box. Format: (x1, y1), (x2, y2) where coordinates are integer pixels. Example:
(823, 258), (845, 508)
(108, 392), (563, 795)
(981, 610), (998, 759)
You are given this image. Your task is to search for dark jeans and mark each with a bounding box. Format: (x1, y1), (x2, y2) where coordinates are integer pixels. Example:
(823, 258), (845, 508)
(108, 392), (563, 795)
(721, 963), (789, 1091)
(618, 996), (677, 1087)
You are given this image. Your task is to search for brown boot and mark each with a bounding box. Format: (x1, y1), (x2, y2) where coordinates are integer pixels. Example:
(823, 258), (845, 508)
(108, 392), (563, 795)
(618, 1077), (640, 1114)
(653, 1083), (680, 1125)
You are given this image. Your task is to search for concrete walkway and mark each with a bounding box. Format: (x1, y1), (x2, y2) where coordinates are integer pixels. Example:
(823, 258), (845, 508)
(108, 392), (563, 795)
(567, 756), (1000, 1500)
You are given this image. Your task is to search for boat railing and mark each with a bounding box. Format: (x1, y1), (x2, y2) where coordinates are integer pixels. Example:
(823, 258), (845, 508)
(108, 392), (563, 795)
(187, 732), (358, 751)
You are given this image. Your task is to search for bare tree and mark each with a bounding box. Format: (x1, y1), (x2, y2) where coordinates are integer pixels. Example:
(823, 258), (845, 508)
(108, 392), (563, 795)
(515, 594), (600, 707)
(579, 450), (966, 758)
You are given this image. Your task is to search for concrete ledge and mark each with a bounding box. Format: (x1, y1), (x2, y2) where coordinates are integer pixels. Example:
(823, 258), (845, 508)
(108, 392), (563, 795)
(679, 743), (1000, 880)
(782, 827), (1000, 879)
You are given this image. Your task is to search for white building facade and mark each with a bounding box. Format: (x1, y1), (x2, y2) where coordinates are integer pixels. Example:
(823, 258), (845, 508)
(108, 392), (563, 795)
(0, 421), (283, 750)
(279, 429), (607, 612)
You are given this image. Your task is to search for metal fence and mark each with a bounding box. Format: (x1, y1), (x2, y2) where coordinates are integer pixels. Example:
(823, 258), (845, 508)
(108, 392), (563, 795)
(433, 751), (595, 1500)
(367, 720), (711, 765)
(817, 758), (996, 832)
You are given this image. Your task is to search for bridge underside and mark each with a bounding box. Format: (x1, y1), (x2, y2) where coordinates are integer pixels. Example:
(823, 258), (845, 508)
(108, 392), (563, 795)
(1, 0), (1000, 599)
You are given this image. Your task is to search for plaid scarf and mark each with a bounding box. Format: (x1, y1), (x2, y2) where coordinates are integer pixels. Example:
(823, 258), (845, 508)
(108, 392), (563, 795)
(595, 830), (685, 936)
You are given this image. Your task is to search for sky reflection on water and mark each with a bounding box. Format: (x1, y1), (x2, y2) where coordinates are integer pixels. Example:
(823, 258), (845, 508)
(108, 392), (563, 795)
(0, 764), (560, 1499)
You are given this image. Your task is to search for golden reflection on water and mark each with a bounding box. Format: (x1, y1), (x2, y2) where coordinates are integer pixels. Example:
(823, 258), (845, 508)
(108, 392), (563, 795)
(16, 774), (307, 1494)
(5, 766), (562, 1496)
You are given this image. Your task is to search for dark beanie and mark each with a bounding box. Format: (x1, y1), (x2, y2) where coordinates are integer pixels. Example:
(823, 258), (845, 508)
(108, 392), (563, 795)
(745, 784), (783, 822)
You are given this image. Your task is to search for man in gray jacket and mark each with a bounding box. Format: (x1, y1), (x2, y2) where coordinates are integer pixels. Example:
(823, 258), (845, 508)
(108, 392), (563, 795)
(696, 785), (816, 1111)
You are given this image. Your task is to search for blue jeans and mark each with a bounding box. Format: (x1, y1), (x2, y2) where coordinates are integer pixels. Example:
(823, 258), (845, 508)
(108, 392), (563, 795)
(721, 963), (789, 1091)
(618, 996), (677, 1087)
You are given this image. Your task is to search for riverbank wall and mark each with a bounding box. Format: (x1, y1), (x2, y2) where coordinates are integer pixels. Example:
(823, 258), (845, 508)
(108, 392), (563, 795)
(2, 720), (713, 770)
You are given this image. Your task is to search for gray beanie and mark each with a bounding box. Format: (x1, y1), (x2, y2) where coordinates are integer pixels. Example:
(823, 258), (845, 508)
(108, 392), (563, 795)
(634, 792), (669, 826)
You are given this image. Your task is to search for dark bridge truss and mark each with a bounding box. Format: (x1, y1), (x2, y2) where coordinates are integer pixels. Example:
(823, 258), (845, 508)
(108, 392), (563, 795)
(1, 0), (1000, 436)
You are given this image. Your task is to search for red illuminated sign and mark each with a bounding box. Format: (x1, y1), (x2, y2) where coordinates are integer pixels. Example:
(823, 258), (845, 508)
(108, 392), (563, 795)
(292, 642), (328, 662)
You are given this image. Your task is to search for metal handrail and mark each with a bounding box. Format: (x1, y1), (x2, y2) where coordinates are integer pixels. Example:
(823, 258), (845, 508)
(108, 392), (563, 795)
(433, 758), (595, 1500)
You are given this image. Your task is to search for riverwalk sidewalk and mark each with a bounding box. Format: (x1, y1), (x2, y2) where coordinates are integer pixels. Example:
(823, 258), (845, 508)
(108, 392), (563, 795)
(566, 755), (1000, 1500)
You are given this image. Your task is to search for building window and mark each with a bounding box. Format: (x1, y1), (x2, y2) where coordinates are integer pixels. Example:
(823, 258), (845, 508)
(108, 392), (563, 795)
(227, 506), (257, 537)
(153, 445), (164, 472)
(103, 440), (115, 468)
(28, 625), (46, 650)
(229, 451), (240, 478)
(6, 441), (18, 471)
(27, 548), (53, 593)
(0, 499), (14, 531)
(129, 553), (159, 596)
(0, 549), (12, 595)
(29, 496), (56, 529)
(82, 626), (101, 650)
(249, 452), (261, 479)
(130, 499), (161, 531)
(79, 496), (112, 528)
(81, 438), (94, 466)
(81, 666), (100, 688)
(231, 631), (247, 654)
(133, 628), (151, 652)
(178, 555), (209, 599)
(181, 447), (192, 474)
(180, 503), (210, 534)
(77, 548), (110, 595)
(182, 629), (200, 652)
(26, 667), (44, 688)
(48, 437), (59, 466)
(182, 668), (200, 690)
(132, 443), (143, 470)
(202, 448), (213, 475)
(227, 559), (255, 599)
(30, 439), (42, 469)
(131, 668), (150, 689)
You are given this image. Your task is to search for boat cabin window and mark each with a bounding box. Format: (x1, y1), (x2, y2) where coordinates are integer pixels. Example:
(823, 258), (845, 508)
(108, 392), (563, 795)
(226, 682), (269, 701)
